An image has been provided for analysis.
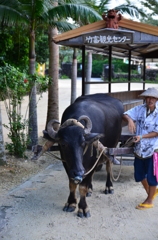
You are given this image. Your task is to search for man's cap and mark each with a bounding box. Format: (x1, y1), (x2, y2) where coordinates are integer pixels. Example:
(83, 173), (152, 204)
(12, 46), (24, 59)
(139, 87), (158, 99)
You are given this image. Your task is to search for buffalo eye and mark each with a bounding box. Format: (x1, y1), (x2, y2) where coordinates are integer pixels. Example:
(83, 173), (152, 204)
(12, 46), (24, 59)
(81, 136), (86, 148)
(59, 140), (67, 148)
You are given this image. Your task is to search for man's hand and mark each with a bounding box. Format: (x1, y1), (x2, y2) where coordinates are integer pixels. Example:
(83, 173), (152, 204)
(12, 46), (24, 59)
(128, 119), (136, 134)
(133, 135), (141, 143)
(123, 114), (136, 134)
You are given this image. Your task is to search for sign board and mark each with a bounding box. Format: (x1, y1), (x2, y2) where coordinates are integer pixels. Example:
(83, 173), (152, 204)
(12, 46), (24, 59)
(83, 29), (133, 46)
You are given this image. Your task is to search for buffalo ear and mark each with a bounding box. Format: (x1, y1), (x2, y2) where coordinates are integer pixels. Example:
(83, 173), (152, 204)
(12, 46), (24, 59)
(84, 133), (104, 144)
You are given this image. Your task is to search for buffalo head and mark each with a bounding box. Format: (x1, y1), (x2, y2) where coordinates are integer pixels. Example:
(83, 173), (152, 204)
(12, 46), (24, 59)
(46, 115), (103, 184)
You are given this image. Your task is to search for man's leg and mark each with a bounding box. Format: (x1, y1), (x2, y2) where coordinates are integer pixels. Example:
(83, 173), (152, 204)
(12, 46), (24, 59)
(136, 185), (156, 209)
(135, 157), (157, 208)
(141, 178), (149, 194)
(142, 185), (156, 204)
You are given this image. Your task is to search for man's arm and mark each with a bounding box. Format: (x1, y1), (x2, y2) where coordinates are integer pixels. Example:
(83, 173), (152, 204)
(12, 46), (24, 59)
(134, 131), (158, 143)
(123, 114), (136, 134)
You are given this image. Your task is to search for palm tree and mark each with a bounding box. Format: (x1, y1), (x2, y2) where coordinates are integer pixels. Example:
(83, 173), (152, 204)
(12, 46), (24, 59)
(0, 0), (52, 147)
(0, 0), (101, 146)
(85, 51), (92, 95)
(46, 1), (101, 123)
(71, 48), (77, 103)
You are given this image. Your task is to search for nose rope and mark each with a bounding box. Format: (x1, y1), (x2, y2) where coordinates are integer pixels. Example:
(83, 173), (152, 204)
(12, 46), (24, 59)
(44, 144), (123, 181)
(84, 146), (106, 176)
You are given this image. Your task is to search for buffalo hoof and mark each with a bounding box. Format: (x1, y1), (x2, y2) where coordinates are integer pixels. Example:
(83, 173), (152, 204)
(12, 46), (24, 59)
(31, 155), (38, 160)
(86, 188), (92, 197)
(86, 192), (92, 197)
(77, 211), (84, 218)
(77, 209), (91, 218)
(108, 189), (114, 194)
(104, 189), (114, 194)
(104, 189), (108, 194)
(84, 211), (91, 218)
(63, 203), (76, 212)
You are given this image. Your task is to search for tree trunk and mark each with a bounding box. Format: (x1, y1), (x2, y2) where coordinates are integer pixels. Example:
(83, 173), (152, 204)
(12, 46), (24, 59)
(85, 51), (92, 95)
(28, 29), (38, 148)
(71, 48), (77, 104)
(0, 103), (6, 165)
(46, 26), (59, 128)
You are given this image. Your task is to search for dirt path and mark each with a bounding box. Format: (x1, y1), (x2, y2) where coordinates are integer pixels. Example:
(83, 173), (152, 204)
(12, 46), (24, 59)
(0, 159), (158, 240)
(1, 81), (158, 240)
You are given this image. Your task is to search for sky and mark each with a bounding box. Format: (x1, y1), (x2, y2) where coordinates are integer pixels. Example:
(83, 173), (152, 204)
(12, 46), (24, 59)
(109, 0), (141, 8)
(109, 0), (126, 8)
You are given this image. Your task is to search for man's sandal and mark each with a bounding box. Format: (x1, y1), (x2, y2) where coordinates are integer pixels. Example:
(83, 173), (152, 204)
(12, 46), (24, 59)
(136, 203), (154, 210)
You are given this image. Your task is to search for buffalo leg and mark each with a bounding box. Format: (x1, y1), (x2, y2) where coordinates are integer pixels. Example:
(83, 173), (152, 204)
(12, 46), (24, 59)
(86, 172), (95, 197)
(63, 179), (77, 212)
(87, 182), (93, 197)
(78, 184), (91, 218)
(104, 159), (114, 194)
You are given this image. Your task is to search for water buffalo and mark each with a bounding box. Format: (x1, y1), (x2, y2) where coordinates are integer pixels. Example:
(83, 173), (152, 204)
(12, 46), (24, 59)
(33, 93), (124, 218)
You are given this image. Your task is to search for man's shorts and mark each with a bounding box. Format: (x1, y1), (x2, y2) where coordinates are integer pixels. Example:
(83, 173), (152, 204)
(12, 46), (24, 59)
(134, 155), (157, 186)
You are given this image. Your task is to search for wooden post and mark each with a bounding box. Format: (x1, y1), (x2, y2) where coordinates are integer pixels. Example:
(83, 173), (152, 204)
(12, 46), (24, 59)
(128, 50), (131, 91)
(108, 45), (112, 93)
(143, 58), (146, 90)
(82, 45), (86, 96)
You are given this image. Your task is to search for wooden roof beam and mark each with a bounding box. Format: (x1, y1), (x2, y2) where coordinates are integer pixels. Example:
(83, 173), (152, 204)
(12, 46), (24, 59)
(53, 17), (158, 43)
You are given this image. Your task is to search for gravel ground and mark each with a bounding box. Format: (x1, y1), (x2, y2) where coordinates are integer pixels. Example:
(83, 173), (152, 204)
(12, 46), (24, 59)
(1, 158), (158, 240)
(1, 81), (158, 239)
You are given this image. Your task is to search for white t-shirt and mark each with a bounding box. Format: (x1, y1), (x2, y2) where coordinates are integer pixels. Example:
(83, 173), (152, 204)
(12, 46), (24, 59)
(124, 101), (158, 158)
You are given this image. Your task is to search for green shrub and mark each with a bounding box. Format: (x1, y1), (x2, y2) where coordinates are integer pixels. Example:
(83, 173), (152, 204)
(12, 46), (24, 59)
(61, 74), (69, 79)
(0, 64), (48, 158)
(91, 58), (129, 77)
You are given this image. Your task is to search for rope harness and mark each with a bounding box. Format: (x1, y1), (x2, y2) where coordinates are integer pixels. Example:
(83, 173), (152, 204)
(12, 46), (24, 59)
(31, 136), (134, 182)
(84, 145), (107, 176)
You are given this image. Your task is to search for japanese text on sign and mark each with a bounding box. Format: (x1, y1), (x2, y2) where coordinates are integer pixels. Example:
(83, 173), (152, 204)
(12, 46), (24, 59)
(85, 35), (131, 44)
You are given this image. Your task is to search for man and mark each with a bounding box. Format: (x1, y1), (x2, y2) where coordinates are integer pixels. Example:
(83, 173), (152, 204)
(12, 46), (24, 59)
(123, 87), (158, 210)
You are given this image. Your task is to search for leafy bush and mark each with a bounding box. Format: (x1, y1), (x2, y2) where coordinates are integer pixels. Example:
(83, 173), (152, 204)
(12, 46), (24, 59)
(60, 74), (69, 79)
(91, 58), (129, 77)
(0, 64), (48, 158)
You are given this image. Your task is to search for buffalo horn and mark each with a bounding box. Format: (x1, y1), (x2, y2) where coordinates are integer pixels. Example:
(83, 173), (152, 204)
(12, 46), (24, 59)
(47, 119), (60, 139)
(60, 119), (84, 129)
(78, 115), (92, 134)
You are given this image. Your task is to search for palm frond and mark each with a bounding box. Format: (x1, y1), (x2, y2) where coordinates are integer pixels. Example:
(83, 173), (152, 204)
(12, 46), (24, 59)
(74, 0), (111, 15)
(0, 0), (53, 26)
(115, 4), (147, 19)
(51, 20), (76, 32)
(48, 4), (102, 24)
(141, 0), (158, 15)
(0, 4), (29, 25)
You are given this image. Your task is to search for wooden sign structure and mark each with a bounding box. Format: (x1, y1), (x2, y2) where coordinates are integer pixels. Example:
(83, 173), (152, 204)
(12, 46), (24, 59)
(83, 29), (133, 46)
(53, 9), (158, 94)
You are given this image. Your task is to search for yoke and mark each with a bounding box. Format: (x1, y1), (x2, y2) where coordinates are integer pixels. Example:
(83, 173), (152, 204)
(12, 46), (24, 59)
(45, 133), (135, 159)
